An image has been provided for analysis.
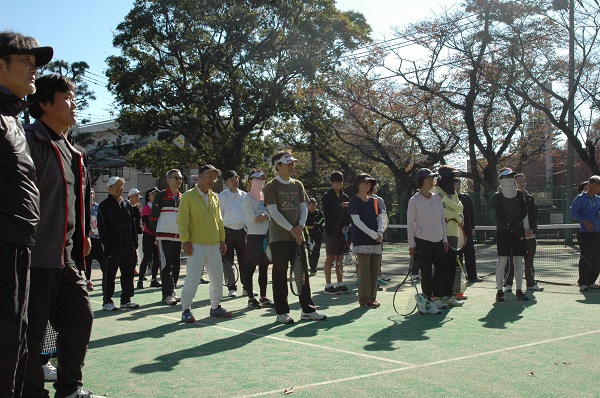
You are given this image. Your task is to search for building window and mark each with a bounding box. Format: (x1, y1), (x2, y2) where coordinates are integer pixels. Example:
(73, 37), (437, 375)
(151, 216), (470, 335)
(101, 166), (130, 181)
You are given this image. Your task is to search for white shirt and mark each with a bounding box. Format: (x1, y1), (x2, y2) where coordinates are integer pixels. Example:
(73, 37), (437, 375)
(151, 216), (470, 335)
(218, 188), (247, 230)
(407, 191), (447, 247)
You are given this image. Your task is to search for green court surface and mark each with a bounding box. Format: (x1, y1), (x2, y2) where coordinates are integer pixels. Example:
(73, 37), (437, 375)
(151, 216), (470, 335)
(48, 252), (600, 398)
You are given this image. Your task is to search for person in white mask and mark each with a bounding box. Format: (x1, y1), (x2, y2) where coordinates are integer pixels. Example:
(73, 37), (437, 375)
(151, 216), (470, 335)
(492, 168), (529, 302)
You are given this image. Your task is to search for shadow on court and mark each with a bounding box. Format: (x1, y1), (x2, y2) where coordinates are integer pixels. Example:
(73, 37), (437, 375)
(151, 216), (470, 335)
(478, 296), (537, 329)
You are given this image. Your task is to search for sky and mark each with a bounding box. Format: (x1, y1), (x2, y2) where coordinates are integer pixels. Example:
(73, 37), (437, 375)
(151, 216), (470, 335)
(1, 0), (458, 124)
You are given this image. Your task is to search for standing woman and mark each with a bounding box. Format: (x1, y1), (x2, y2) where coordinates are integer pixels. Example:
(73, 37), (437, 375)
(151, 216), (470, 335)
(243, 169), (275, 309)
(349, 173), (384, 308)
(407, 168), (449, 315)
(138, 187), (161, 289)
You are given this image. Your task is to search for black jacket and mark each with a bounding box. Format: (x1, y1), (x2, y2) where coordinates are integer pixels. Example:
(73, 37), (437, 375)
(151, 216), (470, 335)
(492, 190), (528, 235)
(458, 193), (475, 236)
(97, 195), (138, 257)
(0, 88), (40, 246)
(25, 120), (88, 269)
(522, 190), (538, 233)
(322, 188), (350, 237)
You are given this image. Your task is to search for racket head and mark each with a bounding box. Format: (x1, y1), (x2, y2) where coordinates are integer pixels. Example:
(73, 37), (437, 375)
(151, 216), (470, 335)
(453, 256), (468, 294)
(448, 220), (466, 251)
(392, 273), (419, 316)
(289, 245), (307, 296)
(41, 321), (57, 356)
(222, 255), (239, 287)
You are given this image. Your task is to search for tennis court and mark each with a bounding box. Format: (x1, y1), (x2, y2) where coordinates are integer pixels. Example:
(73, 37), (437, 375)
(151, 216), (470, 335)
(46, 227), (600, 397)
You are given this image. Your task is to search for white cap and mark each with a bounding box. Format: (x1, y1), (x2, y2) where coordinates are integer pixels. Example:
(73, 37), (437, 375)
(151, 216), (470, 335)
(128, 188), (141, 197)
(106, 176), (125, 187)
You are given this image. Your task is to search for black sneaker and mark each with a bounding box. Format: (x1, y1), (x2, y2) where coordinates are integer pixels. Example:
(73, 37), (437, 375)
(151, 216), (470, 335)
(150, 279), (161, 287)
(258, 297), (274, 308)
(495, 290), (505, 302)
(515, 290), (529, 301)
(324, 285), (339, 295)
(248, 298), (262, 309)
(136, 280), (144, 289)
(335, 285), (349, 294)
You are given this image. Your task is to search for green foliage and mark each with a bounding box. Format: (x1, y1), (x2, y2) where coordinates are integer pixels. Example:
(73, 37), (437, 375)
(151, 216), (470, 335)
(125, 140), (201, 178)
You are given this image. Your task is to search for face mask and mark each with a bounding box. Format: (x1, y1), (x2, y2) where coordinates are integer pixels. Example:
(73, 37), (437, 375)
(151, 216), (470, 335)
(499, 178), (517, 198)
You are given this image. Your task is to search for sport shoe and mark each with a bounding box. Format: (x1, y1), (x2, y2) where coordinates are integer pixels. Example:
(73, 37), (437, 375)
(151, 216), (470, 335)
(515, 290), (529, 301)
(468, 277), (484, 283)
(163, 295), (177, 305)
(150, 279), (162, 287)
(181, 309), (195, 323)
(242, 289), (258, 296)
(426, 301), (441, 314)
(527, 284), (544, 291)
(324, 285), (339, 295)
(120, 301), (139, 309)
(42, 362), (57, 381)
(276, 313), (294, 324)
(174, 294), (181, 303)
(416, 294), (428, 314)
(309, 271), (317, 276)
(433, 299), (449, 309)
(443, 296), (464, 307)
(580, 285), (589, 291)
(301, 311), (327, 321)
(248, 298), (262, 309)
(379, 273), (391, 282)
(86, 280), (94, 291)
(335, 285), (349, 294)
(259, 297), (274, 308)
(505, 285), (512, 293)
(103, 303), (118, 311)
(377, 284), (384, 291)
(64, 389), (103, 398)
(455, 293), (467, 300)
(589, 283), (600, 289)
(377, 278), (388, 285)
(496, 290), (505, 302)
(228, 290), (237, 298)
(136, 280), (144, 289)
(210, 305), (232, 318)
(199, 277), (209, 284)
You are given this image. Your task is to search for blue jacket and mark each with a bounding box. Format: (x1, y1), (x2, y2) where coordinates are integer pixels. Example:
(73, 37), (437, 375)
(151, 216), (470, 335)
(570, 192), (600, 233)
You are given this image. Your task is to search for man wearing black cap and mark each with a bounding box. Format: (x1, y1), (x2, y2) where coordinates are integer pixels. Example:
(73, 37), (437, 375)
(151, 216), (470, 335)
(218, 170), (248, 297)
(0, 31), (50, 396)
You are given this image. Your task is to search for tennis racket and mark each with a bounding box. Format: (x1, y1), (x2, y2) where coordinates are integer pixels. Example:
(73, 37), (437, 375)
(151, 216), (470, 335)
(263, 235), (272, 263)
(41, 321), (58, 356)
(453, 255), (468, 294)
(447, 219), (466, 252)
(222, 254), (240, 287)
(289, 243), (309, 296)
(392, 270), (419, 316)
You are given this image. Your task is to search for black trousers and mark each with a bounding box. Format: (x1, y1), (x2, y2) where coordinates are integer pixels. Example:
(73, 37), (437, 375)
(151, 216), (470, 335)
(270, 241), (315, 315)
(578, 231), (600, 286)
(158, 240), (181, 299)
(139, 233), (159, 281)
(307, 235), (322, 272)
(458, 234), (478, 280)
(224, 227), (247, 290)
(245, 234), (270, 298)
(443, 247), (458, 297)
(102, 244), (136, 305)
(84, 237), (105, 281)
(0, 241), (30, 397)
(23, 266), (93, 398)
(414, 238), (448, 300)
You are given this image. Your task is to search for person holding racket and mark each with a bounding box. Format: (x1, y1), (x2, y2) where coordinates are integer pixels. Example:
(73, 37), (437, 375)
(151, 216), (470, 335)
(349, 173), (384, 308)
(407, 168), (448, 315)
(264, 151), (326, 324)
(570, 175), (600, 291)
(242, 169), (275, 309)
(492, 168), (529, 302)
(431, 166), (464, 307)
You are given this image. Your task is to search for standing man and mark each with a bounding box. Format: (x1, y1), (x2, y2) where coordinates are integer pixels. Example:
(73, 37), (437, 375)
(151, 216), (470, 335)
(178, 165), (232, 322)
(305, 197), (324, 276)
(97, 176), (139, 311)
(218, 170), (248, 297)
(454, 179), (481, 283)
(321, 171), (350, 295)
(505, 173), (542, 292)
(264, 151), (327, 324)
(25, 73), (100, 397)
(570, 175), (600, 291)
(150, 169), (183, 305)
(0, 31), (47, 397)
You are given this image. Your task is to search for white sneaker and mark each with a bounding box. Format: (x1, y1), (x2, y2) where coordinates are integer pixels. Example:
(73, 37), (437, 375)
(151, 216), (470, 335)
(443, 296), (464, 307)
(301, 311), (327, 321)
(42, 362), (57, 381)
(120, 301), (140, 309)
(505, 285), (513, 293)
(415, 294), (428, 314)
(426, 301), (441, 314)
(276, 313), (294, 324)
(433, 299), (449, 309)
(242, 289), (258, 296)
(228, 290), (237, 297)
(527, 284), (544, 291)
(163, 295), (177, 305)
(64, 389), (103, 398)
(103, 303), (118, 311)
(580, 285), (589, 291)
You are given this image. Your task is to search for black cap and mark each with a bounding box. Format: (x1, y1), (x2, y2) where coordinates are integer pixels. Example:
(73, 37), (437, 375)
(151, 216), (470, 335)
(0, 45), (53, 67)
(414, 168), (439, 181)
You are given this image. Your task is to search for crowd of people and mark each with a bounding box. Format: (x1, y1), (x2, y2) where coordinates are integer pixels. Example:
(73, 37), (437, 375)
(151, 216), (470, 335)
(2, 29), (600, 397)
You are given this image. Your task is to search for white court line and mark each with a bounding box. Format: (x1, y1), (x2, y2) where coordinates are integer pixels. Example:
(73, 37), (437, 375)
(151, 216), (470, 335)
(239, 328), (600, 397)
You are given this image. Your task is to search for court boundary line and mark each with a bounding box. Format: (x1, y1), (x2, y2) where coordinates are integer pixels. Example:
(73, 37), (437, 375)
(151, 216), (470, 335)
(238, 328), (600, 397)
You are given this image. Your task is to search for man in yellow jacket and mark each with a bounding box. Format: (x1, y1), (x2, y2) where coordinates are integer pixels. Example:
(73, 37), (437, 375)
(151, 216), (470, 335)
(177, 164), (232, 323)
(431, 166), (464, 307)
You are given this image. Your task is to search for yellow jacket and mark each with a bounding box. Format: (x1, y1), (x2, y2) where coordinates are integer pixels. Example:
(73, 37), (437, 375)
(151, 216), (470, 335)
(431, 186), (463, 238)
(176, 186), (225, 244)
